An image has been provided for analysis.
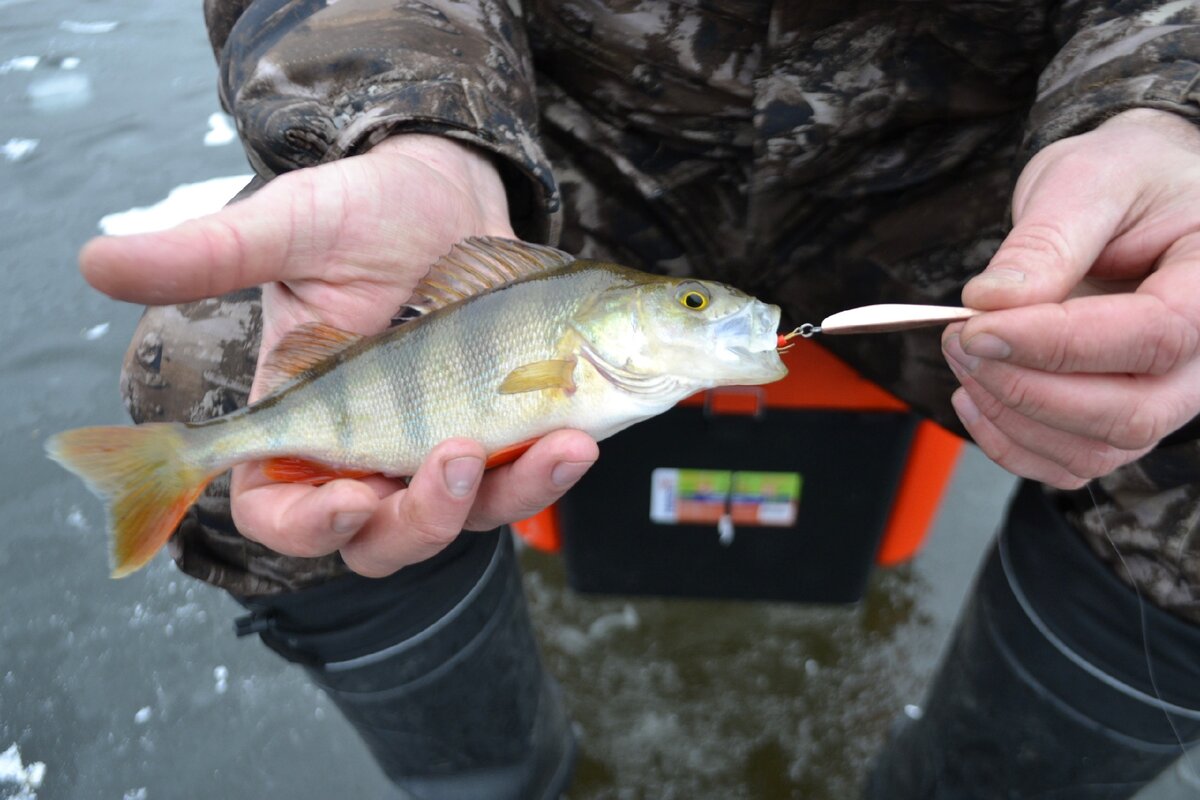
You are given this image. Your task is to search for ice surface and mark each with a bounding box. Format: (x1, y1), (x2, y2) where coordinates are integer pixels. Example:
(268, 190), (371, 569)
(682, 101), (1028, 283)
(2, 139), (37, 163)
(99, 175), (252, 235)
(0, 744), (46, 800)
(59, 20), (119, 34)
(26, 73), (91, 112)
(204, 113), (236, 147)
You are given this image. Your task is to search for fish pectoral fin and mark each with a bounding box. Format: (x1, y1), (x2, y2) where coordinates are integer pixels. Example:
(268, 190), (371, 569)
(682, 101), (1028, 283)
(259, 323), (364, 393)
(262, 457), (377, 486)
(498, 358), (577, 394)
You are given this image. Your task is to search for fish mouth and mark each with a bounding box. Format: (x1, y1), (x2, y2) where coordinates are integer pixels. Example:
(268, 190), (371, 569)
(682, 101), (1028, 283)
(717, 302), (782, 358)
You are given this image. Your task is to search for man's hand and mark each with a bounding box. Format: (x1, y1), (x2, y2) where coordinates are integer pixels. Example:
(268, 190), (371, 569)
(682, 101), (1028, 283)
(944, 109), (1200, 489)
(81, 134), (597, 576)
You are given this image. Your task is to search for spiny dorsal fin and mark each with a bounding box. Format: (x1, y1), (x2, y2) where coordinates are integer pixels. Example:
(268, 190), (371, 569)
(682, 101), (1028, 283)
(401, 236), (576, 317)
(259, 323), (363, 393)
(499, 358), (577, 394)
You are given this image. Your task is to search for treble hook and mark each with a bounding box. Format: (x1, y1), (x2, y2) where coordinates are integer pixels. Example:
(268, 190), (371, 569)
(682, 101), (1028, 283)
(776, 324), (820, 352)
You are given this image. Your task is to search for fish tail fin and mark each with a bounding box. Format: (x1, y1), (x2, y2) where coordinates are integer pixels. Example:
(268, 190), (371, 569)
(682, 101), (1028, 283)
(45, 423), (215, 578)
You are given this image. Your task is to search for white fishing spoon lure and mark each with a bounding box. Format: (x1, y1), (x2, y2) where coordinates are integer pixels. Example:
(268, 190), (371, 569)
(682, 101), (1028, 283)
(778, 304), (981, 349)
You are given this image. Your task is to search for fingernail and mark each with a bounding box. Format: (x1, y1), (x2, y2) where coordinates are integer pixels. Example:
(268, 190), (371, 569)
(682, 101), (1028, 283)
(952, 389), (980, 424)
(963, 333), (1011, 360)
(551, 460), (592, 488)
(332, 511), (371, 536)
(943, 334), (980, 373)
(973, 267), (1025, 285)
(444, 456), (483, 498)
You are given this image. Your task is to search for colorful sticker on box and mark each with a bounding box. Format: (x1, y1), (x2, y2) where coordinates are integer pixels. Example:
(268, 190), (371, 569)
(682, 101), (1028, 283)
(650, 468), (801, 527)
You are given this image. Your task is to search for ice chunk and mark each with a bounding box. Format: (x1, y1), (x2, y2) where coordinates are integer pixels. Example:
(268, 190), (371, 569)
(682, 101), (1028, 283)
(60, 58), (81, 70)
(3, 139), (37, 163)
(203, 113), (236, 146)
(133, 706), (151, 725)
(122, 789), (147, 800)
(59, 20), (119, 34)
(903, 703), (923, 720)
(65, 506), (86, 530)
(99, 175), (252, 235)
(213, 665), (228, 695)
(26, 73), (91, 112)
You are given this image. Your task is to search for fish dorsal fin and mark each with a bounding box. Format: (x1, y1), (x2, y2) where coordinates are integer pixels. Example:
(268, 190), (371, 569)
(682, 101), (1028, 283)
(402, 236), (576, 317)
(259, 323), (363, 393)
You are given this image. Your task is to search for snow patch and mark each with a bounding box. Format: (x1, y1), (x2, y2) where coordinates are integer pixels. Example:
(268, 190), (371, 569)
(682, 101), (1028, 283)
(587, 604), (640, 639)
(26, 73), (91, 112)
(2, 139), (37, 163)
(82, 322), (109, 340)
(59, 20), (119, 34)
(65, 507), (86, 530)
(203, 113), (235, 146)
(0, 743), (46, 800)
(0, 56), (38, 74)
(99, 175), (252, 235)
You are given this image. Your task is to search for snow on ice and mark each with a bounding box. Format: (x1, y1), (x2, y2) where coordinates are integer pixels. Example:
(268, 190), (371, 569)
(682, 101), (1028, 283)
(0, 744), (46, 800)
(99, 176), (252, 235)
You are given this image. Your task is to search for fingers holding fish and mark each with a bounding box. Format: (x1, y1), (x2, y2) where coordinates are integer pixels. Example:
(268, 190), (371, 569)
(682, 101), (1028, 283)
(464, 429), (599, 532)
(339, 439), (487, 577)
(230, 463), (387, 559)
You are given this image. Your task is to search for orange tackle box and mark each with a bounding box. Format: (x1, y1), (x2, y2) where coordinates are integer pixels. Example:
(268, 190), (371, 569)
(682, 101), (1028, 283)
(513, 339), (963, 603)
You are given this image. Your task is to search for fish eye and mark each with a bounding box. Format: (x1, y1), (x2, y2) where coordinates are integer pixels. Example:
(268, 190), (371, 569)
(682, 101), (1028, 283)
(679, 289), (709, 311)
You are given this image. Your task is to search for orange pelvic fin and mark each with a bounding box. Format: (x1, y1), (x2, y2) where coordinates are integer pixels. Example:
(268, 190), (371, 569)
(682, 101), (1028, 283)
(485, 439), (538, 469)
(45, 423), (215, 578)
(262, 457), (377, 486)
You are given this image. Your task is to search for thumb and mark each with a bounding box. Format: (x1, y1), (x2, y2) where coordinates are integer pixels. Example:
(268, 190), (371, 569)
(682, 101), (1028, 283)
(80, 170), (319, 305)
(963, 156), (1127, 311)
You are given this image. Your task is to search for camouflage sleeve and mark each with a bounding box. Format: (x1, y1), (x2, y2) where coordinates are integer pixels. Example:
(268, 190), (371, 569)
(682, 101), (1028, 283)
(1023, 0), (1200, 155)
(200, 0), (559, 243)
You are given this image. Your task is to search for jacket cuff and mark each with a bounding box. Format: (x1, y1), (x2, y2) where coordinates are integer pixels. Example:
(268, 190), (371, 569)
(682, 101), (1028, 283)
(231, 78), (560, 245)
(1023, 24), (1200, 157)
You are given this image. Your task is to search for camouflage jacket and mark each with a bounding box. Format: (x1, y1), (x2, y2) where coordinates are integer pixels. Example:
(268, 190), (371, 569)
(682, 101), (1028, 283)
(124, 0), (1200, 615)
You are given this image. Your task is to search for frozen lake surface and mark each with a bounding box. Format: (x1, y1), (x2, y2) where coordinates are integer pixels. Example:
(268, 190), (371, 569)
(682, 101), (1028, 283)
(5, 3), (1186, 799)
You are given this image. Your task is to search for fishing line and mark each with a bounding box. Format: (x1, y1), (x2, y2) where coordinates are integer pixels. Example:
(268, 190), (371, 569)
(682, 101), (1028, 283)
(1085, 482), (1198, 780)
